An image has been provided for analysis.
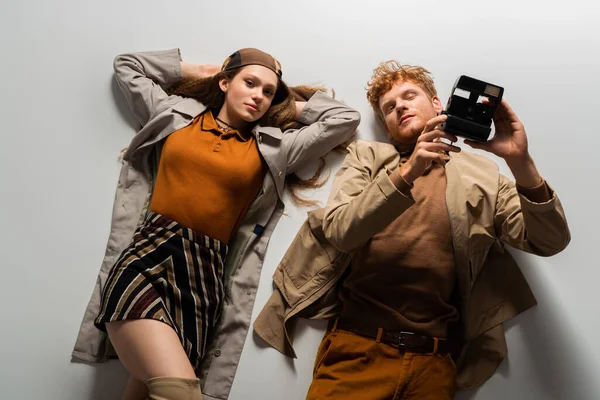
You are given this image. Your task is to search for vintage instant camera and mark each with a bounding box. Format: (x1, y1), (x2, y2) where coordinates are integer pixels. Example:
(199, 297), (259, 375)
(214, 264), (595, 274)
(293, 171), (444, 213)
(441, 76), (504, 142)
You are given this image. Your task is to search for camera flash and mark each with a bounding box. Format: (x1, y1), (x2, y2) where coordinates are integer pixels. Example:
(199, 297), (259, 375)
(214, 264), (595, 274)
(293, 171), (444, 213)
(484, 85), (501, 97)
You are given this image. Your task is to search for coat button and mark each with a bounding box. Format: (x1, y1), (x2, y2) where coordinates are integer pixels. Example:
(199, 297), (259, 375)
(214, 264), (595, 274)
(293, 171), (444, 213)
(214, 349), (221, 357)
(278, 172), (282, 177)
(258, 135), (262, 144)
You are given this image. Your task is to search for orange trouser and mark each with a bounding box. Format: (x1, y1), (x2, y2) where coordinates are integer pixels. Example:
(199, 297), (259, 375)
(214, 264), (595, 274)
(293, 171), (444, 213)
(306, 326), (457, 400)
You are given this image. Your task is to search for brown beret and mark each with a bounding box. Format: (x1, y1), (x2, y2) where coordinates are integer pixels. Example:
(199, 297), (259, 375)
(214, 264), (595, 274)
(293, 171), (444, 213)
(221, 48), (282, 78)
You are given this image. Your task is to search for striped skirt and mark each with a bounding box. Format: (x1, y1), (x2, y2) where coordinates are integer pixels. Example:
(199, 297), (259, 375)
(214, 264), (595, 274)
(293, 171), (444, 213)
(94, 212), (228, 369)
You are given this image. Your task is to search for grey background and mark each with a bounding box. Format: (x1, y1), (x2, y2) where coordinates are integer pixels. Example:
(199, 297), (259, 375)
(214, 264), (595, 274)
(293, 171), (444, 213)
(0, 0), (598, 399)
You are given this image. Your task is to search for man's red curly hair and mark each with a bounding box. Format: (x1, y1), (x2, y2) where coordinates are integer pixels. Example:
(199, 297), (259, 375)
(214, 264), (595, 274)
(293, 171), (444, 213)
(367, 61), (438, 118)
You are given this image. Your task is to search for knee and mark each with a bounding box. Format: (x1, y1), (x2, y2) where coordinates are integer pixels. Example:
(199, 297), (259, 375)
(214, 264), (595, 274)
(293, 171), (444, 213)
(146, 377), (203, 400)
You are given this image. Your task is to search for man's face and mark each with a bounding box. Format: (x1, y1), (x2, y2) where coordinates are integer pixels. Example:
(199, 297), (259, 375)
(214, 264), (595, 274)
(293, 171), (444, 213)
(378, 80), (443, 145)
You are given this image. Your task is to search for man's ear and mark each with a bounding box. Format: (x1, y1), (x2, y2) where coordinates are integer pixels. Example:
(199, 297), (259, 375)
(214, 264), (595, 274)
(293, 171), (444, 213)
(385, 124), (393, 140)
(219, 78), (229, 93)
(379, 113), (392, 139)
(432, 96), (444, 115)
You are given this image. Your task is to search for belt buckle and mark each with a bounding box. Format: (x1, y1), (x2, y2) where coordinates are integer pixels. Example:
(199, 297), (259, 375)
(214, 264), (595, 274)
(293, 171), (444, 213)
(398, 331), (426, 349)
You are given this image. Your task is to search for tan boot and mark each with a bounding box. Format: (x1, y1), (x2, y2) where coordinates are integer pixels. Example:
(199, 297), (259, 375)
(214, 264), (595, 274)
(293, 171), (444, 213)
(146, 377), (202, 400)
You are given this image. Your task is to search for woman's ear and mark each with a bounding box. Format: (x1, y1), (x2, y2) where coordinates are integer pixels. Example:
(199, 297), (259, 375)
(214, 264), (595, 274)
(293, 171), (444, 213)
(219, 78), (229, 93)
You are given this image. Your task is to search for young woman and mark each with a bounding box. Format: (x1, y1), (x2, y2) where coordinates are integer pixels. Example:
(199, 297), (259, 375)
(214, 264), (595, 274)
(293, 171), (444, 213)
(71, 48), (360, 400)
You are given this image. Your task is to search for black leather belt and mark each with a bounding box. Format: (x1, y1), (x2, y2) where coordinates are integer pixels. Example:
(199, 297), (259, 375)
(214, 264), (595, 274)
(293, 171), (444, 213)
(336, 320), (453, 354)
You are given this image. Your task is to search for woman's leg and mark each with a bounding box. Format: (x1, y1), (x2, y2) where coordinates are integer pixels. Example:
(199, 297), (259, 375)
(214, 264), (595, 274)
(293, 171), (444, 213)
(107, 319), (201, 400)
(122, 376), (148, 400)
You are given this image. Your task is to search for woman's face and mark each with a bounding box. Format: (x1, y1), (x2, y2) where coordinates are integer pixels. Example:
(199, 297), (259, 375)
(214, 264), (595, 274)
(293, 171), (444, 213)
(219, 65), (279, 123)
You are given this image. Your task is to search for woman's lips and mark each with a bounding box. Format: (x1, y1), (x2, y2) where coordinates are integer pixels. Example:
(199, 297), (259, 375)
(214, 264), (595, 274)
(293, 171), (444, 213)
(245, 104), (259, 112)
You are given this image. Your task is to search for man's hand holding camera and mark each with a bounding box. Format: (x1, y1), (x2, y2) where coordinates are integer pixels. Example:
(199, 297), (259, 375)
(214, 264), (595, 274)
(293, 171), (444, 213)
(391, 99), (543, 189)
(393, 114), (460, 186)
(464, 99), (543, 188)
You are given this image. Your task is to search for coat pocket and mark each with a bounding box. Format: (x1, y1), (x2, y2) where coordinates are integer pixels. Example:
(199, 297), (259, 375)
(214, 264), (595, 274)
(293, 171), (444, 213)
(468, 246), (491, 285)
(280, 222), (334, 290)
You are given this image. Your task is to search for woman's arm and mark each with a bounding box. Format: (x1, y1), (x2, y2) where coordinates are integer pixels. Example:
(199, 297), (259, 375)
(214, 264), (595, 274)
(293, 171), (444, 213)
(294, 101), (307, 119)
(282, 92), (360, 174)
(113, 49), (184, 126)
(113, 49), (219, 127)
(180, 62), (220, 80)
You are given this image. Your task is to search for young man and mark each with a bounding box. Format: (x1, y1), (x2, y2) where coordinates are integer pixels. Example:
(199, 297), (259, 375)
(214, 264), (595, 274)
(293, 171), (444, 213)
(306, 62), (570, 399)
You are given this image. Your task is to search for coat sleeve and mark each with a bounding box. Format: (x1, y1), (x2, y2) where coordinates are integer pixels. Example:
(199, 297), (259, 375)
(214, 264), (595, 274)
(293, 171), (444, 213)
(113, 48), (185, 127)
(322, 141), (415, 253)
(283, 91), (360, 174)
(494, 174), (570, 256)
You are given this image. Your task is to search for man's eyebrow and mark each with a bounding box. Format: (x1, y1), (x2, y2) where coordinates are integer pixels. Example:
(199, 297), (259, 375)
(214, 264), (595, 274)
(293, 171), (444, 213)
(381, 99), (394, 108)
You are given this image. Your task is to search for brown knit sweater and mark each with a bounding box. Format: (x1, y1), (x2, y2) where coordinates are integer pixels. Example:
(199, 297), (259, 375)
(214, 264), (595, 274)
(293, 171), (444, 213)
(339, 161), (459, 338)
